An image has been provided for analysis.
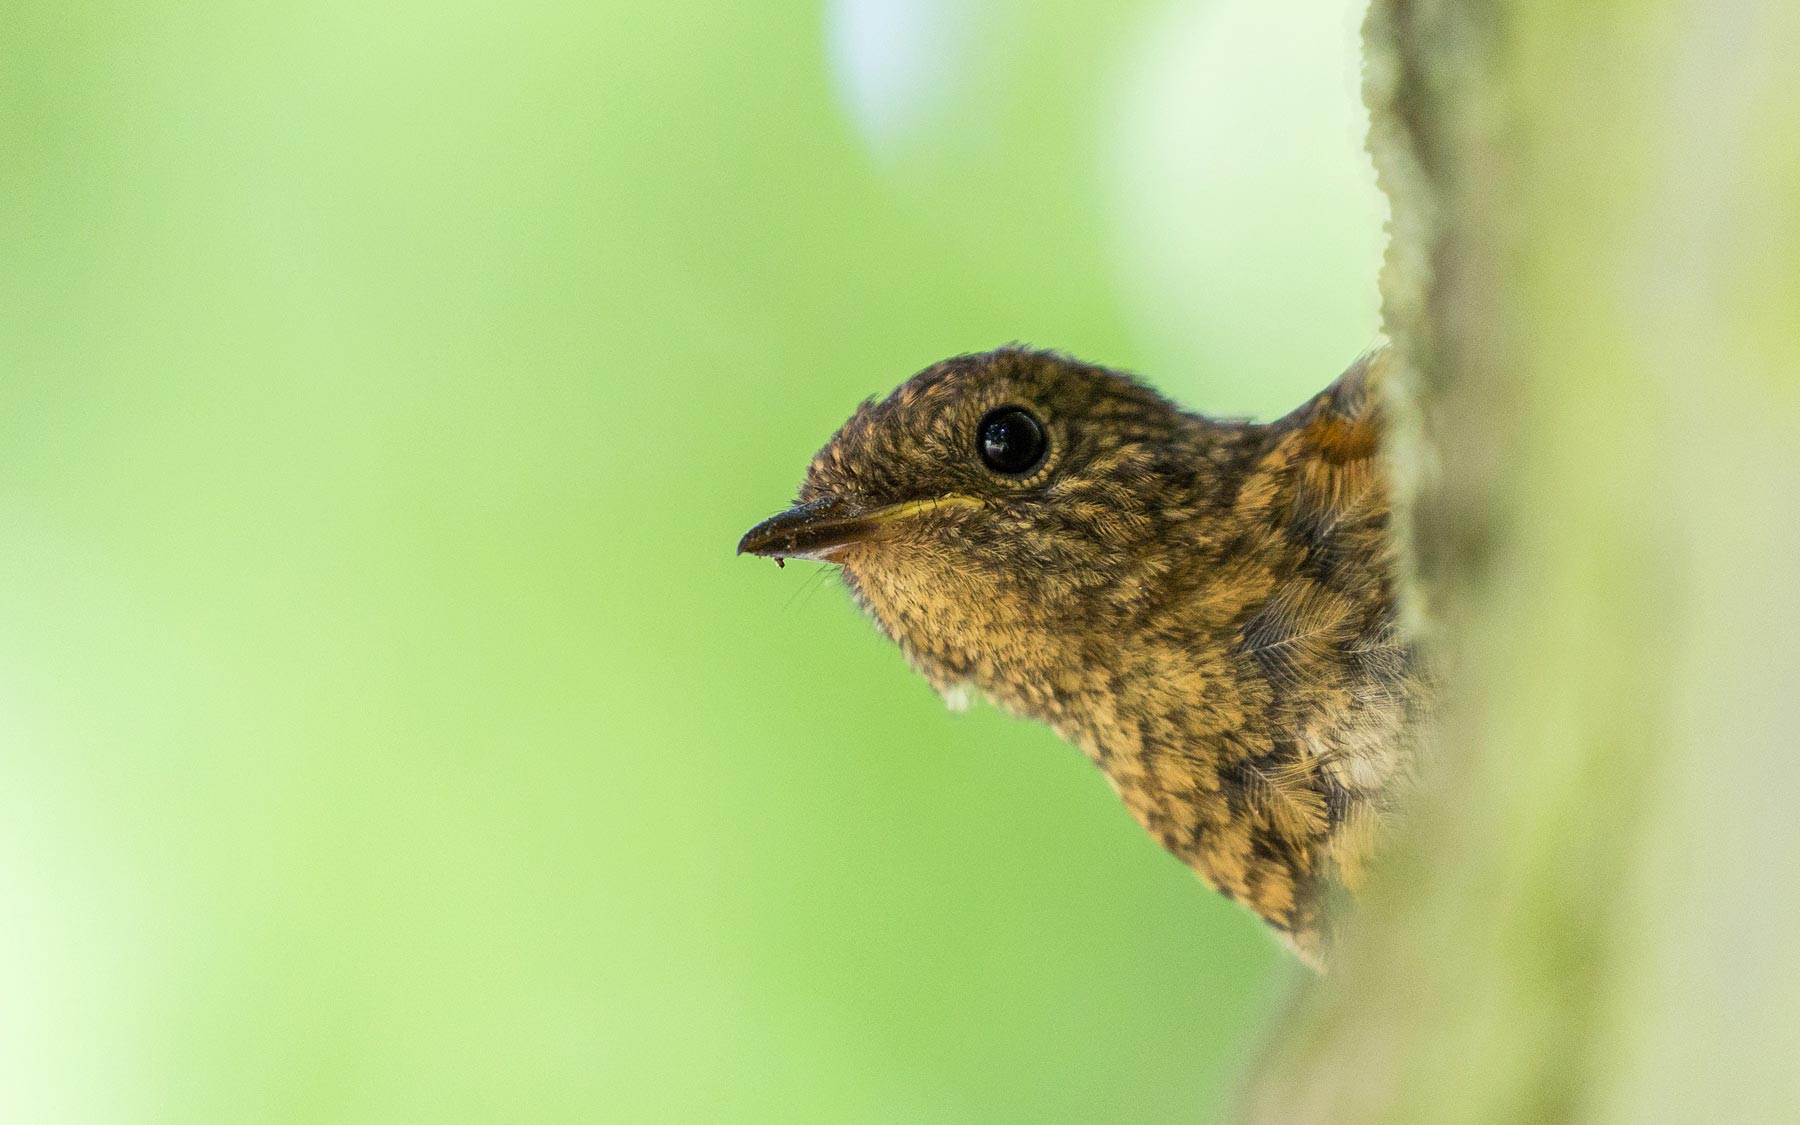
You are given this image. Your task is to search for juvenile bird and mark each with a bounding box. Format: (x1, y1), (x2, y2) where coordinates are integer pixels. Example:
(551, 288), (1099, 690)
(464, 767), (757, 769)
(738, 347), (1428, 965)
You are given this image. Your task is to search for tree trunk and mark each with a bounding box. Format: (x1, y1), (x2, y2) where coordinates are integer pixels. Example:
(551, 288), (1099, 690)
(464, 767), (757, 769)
(1241, 1), (1800, 1120)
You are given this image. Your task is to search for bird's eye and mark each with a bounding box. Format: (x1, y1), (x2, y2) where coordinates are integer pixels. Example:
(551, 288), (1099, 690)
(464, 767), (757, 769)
(978, 406), (1047, 475)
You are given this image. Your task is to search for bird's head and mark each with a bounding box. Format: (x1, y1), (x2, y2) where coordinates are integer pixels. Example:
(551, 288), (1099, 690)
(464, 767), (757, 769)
(738, 347), (1225, 707)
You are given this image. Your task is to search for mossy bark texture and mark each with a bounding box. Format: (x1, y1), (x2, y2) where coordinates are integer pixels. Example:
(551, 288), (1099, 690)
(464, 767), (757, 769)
(1240, 2), (1800, 1120)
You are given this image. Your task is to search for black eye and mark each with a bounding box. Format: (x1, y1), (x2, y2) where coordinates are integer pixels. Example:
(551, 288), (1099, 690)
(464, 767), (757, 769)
(978, 406), (1047, 475)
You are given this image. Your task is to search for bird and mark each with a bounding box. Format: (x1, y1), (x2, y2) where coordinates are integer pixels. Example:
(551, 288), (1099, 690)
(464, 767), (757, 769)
(737, 346), (1429, 966)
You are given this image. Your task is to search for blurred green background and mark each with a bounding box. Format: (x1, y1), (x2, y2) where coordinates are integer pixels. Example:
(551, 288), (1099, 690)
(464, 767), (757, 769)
(1, 0), (1381, 1119)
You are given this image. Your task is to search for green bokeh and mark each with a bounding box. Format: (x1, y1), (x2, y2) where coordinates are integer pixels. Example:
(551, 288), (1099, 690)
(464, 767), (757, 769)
(1, 1), (1379, 1119)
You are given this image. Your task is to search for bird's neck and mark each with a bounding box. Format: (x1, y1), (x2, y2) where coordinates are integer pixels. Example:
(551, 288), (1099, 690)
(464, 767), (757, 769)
(1041, 370), (1416, 954)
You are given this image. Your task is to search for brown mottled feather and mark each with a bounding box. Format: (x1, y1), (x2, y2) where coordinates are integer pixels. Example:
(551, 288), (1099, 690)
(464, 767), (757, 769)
(757, 347), (1429, 965)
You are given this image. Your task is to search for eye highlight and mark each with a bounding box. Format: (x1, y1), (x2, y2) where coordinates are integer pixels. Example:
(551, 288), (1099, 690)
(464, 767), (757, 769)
(978, 406), (1047, 476)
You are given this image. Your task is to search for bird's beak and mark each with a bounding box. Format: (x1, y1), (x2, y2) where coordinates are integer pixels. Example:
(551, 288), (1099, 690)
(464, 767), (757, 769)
(736, 496), (888, 564)
(737, 495), (982, 564)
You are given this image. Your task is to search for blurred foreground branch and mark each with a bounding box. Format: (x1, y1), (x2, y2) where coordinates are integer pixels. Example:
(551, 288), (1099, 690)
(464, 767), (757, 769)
(1241, 1), (1800, 1120)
